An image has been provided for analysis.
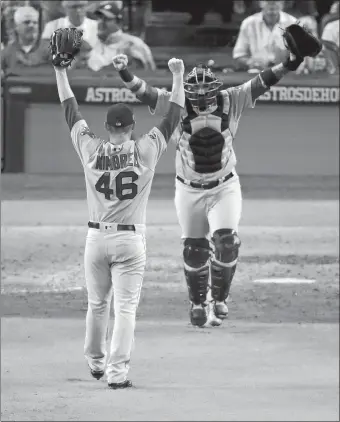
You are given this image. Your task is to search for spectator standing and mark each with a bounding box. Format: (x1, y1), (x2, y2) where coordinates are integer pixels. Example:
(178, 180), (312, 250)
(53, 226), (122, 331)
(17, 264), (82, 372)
(87, 1), (156, 72)
(41, 0), (98, 48)
(1, 6), (48, 74)
(232, 0), (296, 71)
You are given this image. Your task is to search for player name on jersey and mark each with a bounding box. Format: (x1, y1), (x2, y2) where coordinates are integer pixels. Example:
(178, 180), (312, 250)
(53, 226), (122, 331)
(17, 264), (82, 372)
(95, 152), (139, 171)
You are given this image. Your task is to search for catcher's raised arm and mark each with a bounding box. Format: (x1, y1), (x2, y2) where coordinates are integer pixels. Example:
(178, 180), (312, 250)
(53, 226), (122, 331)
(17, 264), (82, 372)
(223, 22), (323, 116)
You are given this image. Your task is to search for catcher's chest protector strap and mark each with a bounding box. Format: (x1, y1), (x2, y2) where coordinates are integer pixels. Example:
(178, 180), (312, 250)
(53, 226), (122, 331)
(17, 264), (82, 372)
(182, 94), (228, 134)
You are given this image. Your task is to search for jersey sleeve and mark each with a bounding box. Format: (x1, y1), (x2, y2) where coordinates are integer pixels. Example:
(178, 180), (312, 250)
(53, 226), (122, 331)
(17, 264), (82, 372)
(149, 88), (171, 116)
(223, 80), (256, 122)
(135, 127), (167, 170)
(71, 120), (101, 164)
(63, 98), (100, 164)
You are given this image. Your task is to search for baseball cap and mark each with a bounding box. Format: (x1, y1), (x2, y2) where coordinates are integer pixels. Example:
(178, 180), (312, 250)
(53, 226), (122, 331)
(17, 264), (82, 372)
(13, 6), (39, 25)
(93, 1), (123, 20)
(106, 104), (134, 128)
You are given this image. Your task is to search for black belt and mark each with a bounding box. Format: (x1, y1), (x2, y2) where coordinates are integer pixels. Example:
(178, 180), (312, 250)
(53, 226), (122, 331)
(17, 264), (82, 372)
(176, 172), (233, 190)
(88, 222), (136, 231)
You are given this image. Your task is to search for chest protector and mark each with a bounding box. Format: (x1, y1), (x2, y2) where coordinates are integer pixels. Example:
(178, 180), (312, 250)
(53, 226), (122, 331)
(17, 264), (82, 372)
(181, 93), (230, 174)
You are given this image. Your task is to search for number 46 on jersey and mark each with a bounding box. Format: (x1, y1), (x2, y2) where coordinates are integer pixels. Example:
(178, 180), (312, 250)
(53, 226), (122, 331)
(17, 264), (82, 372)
(95, 171), (138, 200)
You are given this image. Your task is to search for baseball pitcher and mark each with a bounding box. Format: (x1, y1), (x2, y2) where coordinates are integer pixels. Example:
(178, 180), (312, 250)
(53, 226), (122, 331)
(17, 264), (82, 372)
(113, 24), (322, 328)
(51, 28), (185, 389)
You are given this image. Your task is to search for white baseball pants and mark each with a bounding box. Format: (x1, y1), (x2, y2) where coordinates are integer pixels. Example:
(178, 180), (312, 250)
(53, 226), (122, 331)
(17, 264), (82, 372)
(174, 172), (242, 239)
(83, 225), (146, 384)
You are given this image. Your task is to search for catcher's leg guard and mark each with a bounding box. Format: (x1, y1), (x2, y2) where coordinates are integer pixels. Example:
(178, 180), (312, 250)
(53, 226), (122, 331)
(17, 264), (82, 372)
(210, 229), (241, 318)
(183, 238), (210, 327)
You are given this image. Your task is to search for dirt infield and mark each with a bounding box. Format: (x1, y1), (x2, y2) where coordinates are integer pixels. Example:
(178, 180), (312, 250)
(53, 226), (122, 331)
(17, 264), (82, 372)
(1, 175), (339, 421)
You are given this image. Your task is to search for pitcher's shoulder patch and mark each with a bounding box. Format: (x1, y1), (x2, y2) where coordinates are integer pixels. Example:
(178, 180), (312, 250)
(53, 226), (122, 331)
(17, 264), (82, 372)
(148, 129), (158, 140)
(80, 126), (96, 139)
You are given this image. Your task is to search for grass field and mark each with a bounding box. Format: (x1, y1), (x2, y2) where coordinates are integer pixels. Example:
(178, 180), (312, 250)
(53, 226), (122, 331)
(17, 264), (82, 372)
(1, 174), (339, 421)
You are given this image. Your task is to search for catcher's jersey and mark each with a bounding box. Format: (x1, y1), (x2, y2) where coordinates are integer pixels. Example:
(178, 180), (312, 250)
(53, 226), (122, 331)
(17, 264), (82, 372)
(151, 81), (256, 183)
(71, 120), (166, 224)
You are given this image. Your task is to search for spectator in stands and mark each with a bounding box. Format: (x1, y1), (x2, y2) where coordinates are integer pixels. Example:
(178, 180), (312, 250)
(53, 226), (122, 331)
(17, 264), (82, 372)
(320, 1), (339, 33)
(1, 5), (48, 75)
(41, 1), (98, 48)
(40, 0), (65, 27)
(232, 0), (296, 71)
(321, 18), (339, 73)
(187, 0), (234, 25)
(87, 1), (156, 72)
(285, 1), (318, 35)
(1, 0), (41, 46)
(40, 0), (98, 69)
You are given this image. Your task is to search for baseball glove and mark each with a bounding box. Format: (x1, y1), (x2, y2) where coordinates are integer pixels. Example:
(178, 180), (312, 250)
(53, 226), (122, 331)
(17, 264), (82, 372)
(282, 23), (322, 59)
(50, 28), (83, 68)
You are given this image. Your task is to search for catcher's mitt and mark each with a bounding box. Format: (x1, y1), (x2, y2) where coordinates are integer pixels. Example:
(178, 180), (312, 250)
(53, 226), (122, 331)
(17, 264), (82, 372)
(50, 28), (83, 68)
(282, 23), (322, 59)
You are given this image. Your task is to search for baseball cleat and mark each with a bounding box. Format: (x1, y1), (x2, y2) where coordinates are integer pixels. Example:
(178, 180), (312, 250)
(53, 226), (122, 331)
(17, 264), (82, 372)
(190, 304), (207, 327)
(90, 369), (105, 380)
(214, 300), (229, 319)
(108, 379), (133, 390)
(88, 364), (104, 380)
(207, 302), (222, 326)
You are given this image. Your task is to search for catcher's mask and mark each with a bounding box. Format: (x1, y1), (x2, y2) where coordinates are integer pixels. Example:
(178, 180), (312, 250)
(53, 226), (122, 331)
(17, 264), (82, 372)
(184, 64), (223, 114)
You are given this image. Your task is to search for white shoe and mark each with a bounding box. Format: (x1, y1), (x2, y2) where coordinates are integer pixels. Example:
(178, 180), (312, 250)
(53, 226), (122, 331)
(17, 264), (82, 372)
(207, 302), (222, 326)
(214, 300), (229, 319)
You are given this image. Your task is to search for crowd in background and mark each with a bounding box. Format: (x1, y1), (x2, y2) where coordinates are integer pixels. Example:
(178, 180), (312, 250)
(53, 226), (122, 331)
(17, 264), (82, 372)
(1, 0), (339, 76)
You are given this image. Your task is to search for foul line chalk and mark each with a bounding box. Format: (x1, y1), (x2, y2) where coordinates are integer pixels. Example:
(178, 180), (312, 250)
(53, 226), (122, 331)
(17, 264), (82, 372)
(1, 286), (85, 295)
(253, 278), (316, 284)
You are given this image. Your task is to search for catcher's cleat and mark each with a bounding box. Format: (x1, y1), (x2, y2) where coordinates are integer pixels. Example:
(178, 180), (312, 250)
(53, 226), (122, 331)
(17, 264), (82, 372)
(108, 379), (133, 390)
(214, 300), (229, 319)
(190, 304), (207, 327)
(207, 302), (222, 327)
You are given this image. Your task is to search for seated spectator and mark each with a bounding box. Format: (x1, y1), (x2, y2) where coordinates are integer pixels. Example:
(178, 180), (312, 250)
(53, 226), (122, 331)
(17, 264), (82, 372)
(321, 18), (339, 73)
(285, 0), (318, 35)
(41, 1), (98, 48)
(1, 6), (49, 75)
(41, 0), (98, 69)
(87, 1), (156, 72)
(232, 0), (297, 71)
(320, 1), (339, 33)
(40, 0), (65, 28)
(1, 0), (41, 46)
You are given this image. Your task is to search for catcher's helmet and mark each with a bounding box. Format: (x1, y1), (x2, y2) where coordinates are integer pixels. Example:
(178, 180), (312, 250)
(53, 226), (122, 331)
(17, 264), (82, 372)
(184, 64), (223, 114)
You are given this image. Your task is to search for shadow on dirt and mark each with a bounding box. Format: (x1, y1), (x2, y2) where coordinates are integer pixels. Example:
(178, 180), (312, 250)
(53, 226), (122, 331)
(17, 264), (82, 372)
(2, 281), (339, 324)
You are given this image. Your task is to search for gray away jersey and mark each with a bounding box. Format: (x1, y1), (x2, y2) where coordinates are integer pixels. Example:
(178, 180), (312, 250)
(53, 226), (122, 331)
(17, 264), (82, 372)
(71, 119), (166, 224)
(151, 81), (260, 183)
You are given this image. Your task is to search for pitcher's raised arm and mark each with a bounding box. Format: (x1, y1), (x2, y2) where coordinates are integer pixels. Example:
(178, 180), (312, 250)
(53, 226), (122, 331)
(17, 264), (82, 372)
(112, 54), (170, 116)
(156, 58), (185, 143)
(136, 58), (185, 170)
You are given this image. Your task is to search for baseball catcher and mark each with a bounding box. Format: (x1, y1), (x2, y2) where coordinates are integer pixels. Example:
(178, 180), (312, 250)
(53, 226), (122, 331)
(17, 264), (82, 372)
(113, 24), (322, 327)
(50, 27), (83, 68)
